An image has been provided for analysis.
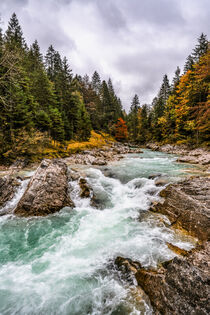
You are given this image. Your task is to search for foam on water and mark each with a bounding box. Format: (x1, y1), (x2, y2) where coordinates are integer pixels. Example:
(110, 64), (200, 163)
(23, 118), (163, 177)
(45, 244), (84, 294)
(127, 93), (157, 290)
(0, 150), (197, 314)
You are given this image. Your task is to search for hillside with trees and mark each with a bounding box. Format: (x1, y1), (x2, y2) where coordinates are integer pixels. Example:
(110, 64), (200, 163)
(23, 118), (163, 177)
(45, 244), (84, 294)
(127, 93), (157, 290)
(0, 13), (124, 163)
(127, 33), (209, 146)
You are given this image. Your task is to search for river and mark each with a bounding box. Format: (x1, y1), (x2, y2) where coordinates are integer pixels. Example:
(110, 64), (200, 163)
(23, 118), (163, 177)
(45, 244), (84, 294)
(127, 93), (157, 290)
(0, 150), (198, 314)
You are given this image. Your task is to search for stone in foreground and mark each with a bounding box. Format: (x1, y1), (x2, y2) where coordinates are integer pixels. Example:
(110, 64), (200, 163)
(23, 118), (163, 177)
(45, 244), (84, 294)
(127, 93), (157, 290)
(135, 242), (209, 315)
(15, 159), (74, 216)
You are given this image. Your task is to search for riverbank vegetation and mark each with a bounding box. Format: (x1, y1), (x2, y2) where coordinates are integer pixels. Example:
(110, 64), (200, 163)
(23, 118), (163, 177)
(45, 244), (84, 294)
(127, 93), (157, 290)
(0, 13), (209, 164)
(127, 34), (209, 146)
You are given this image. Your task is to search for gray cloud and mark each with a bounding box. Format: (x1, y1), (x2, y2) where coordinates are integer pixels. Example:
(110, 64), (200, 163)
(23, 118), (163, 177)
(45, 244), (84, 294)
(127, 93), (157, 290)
(0, 0), (209, 111)
(96, 0), (127, 31)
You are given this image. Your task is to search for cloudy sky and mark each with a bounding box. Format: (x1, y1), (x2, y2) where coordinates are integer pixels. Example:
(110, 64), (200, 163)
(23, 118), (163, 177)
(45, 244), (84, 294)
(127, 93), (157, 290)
(0, 0), (209, 110)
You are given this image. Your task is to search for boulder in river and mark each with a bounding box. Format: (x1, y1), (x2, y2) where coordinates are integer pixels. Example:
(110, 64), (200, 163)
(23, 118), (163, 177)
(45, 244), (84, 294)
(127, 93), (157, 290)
(79, 178), (91, 198)
(15, 159), (74, 216)
(150, 176), (210, 241)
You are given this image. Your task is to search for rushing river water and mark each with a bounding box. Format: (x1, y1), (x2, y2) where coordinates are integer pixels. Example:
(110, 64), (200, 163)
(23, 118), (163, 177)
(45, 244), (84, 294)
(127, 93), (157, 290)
(0, 150), (198, 315)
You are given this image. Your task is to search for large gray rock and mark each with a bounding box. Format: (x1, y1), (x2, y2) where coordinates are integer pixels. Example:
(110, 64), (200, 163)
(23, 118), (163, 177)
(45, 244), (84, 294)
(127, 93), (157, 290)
(150, 176), (210, 241)
(135, 242), (210, 315)
(15, 159), (74, 216)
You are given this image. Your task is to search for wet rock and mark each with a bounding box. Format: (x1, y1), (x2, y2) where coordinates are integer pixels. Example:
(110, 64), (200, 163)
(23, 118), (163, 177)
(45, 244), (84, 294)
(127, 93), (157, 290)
(150, 177), (210, 241)
(146, 143), (160, 151)
(135, 242), (210, 315)
(177, 153), (210, 165)
(92, 158), (107, 166)
(154, 178), (168, 186)
(115, 256), (142, 283)
(70, 171), (80, 181)
(15, 159), (74, 216)
(0, 176), (21, 207)
(177, 156), (198, 164)
(166, 242), (189, 256)
(79, 178), (91, 198)
(148, 173), (162, 179)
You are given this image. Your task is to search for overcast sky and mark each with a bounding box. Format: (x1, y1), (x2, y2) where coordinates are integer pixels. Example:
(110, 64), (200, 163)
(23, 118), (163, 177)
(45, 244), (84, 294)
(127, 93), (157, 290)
(0, 0), (209, 110)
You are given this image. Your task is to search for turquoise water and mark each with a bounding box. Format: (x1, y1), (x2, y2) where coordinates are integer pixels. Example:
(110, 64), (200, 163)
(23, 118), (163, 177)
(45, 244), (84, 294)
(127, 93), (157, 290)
(0, 150), (197, 314)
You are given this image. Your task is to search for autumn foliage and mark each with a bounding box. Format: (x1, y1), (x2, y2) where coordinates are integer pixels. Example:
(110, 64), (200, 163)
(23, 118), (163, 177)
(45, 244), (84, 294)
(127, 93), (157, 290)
(115, 118), (128, 141)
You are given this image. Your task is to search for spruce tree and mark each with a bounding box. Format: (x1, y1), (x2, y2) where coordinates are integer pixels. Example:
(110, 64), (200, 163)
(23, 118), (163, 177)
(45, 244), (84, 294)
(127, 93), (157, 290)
(172, 66), (181, 90)
(92, 71), (101, 94)
(49, 107), (65, 142)
(101, 80), (114, 130)
(192, 33), (208, 63)
(45, 45), (56, 80)
(128, 94), (140, 140)
(184, 55), (194, 73)
(4, 13), (26, 49)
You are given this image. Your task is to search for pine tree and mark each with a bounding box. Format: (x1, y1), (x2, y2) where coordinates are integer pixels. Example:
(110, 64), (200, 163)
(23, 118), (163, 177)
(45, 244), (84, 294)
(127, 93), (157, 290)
(49, 107), (65, 142)
(101, 80), (114, 130)
(4, 13), (26, 50)
(92, 71), (101, 94)
(30, 40), (43, 68)
(83, 74), (90, 88)
(171, 66), (181, 90)
(137, 104), (149, 143)
(77, 97), (92, 141)
(62, 57), (72, 84)
(128, 94), (140, 140)
(192, 33), (208, 63)
(45, 45), (56, 80)
(184, 55), (194, 73)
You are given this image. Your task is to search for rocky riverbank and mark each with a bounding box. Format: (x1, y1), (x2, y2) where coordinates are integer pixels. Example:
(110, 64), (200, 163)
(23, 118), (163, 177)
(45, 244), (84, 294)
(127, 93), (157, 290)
(146, 143), (210, 166)
(0, 142), (143, 174)
(115, 176), (210, 314)
(64, 143), (143, 166)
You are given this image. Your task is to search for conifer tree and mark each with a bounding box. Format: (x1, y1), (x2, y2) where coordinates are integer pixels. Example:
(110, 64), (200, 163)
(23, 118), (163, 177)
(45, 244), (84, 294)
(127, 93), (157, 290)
(92, 71), (101, 94)
(184, 55), (194, 73)
(4, 13), (26, 50)
(128, 94), (140, 140)
(171, 66), (181, 90)
(192, 33), (208, 63)
(45, 45), (56, 80)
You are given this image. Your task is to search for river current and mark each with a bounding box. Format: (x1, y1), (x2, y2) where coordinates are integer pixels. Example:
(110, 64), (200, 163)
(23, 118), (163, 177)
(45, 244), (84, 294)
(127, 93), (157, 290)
(0, 150), (198, 314)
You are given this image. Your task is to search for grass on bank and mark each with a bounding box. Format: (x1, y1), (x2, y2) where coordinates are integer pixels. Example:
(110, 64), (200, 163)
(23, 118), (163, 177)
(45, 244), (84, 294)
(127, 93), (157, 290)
(2, 130), (116, 164)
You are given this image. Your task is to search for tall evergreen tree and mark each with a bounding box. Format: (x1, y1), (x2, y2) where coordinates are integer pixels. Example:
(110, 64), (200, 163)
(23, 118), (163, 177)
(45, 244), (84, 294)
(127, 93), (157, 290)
(4, 13), (26, 49)
(128, 94), (140, 140)
(172, 66), (181, 90)
(184, 55), (194, 73)
(192, 33), (208, 63)
(91, 71), (101, 94)
(45, 45), (56, 80)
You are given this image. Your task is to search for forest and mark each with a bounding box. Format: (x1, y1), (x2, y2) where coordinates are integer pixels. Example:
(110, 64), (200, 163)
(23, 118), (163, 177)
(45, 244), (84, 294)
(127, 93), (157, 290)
(0, 13), (209, 163)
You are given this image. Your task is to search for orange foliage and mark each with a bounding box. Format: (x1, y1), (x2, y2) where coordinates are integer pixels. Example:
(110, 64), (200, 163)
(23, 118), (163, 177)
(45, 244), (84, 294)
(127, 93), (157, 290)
(115, 118), (128, 141)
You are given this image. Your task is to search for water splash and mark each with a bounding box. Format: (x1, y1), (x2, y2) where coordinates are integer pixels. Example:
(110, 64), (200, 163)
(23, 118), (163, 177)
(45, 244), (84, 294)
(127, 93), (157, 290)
(0, 179), (29, 216)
